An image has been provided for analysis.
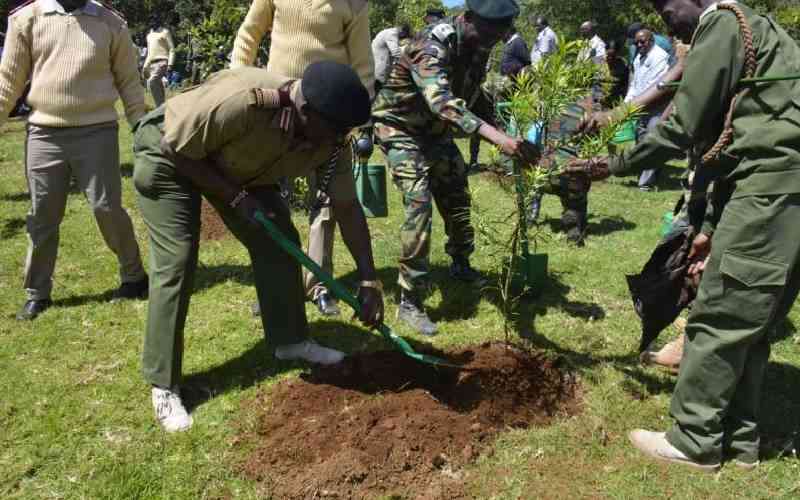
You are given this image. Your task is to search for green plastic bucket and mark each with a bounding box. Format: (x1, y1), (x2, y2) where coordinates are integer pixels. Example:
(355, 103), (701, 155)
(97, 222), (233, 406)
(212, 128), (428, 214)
(611, 119), (636, 144)
(511, 253), (549, 296)
(353, 163), (388, 218)
(660, 211), (675, 238)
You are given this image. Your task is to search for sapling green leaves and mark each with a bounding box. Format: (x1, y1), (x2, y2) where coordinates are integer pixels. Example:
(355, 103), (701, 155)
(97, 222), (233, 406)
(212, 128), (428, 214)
(476, 37), (640, 339)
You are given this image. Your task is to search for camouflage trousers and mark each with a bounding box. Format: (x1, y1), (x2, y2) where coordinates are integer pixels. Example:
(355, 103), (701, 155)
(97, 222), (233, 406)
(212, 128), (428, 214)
(382, 139), (474, 293)
(538, 171), (590, 243)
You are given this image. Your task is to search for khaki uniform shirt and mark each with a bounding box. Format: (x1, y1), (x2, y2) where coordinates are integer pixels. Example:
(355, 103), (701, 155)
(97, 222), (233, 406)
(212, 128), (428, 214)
(162, 67), (356, 202)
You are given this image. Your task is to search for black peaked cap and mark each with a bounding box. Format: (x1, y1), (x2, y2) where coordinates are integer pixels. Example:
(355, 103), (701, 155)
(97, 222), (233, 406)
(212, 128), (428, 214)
(301, 61), (371, 130)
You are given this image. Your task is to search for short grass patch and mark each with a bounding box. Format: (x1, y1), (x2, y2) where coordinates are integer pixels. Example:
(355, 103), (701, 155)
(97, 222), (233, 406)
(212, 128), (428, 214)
(1, 117), (798, 499)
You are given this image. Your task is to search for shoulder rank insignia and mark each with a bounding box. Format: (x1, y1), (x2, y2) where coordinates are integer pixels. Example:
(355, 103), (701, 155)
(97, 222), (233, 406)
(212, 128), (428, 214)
(248, 88), (291, 109)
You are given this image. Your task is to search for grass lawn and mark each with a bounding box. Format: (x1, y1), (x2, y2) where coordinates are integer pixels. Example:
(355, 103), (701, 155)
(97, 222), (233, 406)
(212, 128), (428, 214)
(1, 114), (798, 499)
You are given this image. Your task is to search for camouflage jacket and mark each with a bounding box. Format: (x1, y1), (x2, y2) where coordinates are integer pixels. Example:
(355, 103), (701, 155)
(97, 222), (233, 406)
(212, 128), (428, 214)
(372, 16), (491, 144)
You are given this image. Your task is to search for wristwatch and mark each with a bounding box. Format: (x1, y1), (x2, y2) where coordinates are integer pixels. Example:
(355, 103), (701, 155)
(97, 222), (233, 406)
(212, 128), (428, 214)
(358, 280), (383, 293)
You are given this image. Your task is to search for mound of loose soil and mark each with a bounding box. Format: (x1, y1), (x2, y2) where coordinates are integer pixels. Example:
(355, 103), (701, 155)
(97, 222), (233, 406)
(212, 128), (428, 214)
(200, 199), (229, 241)
(240, 342), (581, 499)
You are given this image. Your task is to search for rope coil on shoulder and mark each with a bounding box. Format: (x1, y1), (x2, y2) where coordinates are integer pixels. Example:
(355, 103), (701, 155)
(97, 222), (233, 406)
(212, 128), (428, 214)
(701, 3), (758, 165)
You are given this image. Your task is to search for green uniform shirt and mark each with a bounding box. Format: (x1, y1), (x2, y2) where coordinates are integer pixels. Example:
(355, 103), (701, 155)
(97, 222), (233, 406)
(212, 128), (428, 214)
(372, 16), (490, 143)
(163, 67), (356, 201)
(611, 3), (800, 201)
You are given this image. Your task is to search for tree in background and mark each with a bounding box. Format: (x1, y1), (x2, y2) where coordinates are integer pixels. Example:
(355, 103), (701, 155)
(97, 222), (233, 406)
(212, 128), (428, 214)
(369, 0), (446, 34)
(516, 0), (664, 48)
(2, 0), (796, 73)
(182, 0), (249, 77)
(516, 0), (798, 45)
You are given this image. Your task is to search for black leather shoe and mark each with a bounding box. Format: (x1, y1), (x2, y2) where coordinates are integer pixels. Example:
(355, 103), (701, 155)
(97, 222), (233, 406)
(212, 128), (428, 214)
(17, 299), (53, 321)
(449, 257), (488, 287)
(314, 291), (341, 316)
(111, 276), (149, 302)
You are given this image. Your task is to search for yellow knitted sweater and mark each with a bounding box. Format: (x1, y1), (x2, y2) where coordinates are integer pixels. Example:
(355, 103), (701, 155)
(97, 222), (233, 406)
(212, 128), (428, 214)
(230, 0), (375, 97)
(0, 0), (145, 128)
(143, 27), (176, 68)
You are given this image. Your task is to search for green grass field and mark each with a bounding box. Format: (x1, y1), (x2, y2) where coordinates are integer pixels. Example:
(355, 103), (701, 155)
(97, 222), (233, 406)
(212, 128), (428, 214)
(1, 115), (798, 499)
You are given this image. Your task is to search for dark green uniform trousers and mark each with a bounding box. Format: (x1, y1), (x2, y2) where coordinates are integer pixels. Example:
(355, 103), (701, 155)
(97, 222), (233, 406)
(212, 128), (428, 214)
(666, 193), (800, 464)
(132, 111), (308, 389)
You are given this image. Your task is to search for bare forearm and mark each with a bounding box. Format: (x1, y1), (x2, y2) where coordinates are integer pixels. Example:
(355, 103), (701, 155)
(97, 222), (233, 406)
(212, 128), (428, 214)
(335, 199), (378, 281)
(478, 123), (508, 146)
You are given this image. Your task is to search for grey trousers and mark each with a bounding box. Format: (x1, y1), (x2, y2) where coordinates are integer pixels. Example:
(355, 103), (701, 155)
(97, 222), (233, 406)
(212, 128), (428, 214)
(147, 60), (168, 107)
(303, 171), (336, 300)
(23, 122), (145, 300)
(636, 113), (662, 188)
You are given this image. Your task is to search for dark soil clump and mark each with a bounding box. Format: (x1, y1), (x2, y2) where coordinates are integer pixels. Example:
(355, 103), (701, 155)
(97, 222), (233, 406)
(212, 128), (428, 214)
(240, 342), (581, 499)
(200, 199), (229, 241)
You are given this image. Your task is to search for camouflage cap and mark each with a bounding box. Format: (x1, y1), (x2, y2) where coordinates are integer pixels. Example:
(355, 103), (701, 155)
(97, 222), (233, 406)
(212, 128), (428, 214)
(301, 61), (371, 130)
(466, 0), (520, 22)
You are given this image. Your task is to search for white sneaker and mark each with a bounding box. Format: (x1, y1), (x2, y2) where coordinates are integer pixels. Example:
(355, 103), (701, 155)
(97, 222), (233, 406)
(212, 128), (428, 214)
(152, 386), (193, 433)
(732, 459), (759, 470)
(629, 430), (720, 472)
(274, 340), (345, 365)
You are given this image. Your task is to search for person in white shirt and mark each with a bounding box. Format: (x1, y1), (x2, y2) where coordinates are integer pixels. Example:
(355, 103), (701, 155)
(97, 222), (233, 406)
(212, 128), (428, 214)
(372, 24), (410, 90)
(625, 29), (670, 103)
(579, 21), (606, 64)
(626, 29), (670, 190)
(530, 17), (557, 66)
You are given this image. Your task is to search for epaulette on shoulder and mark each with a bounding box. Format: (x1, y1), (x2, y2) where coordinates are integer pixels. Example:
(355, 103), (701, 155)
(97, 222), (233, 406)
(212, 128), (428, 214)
(10, 0), (37, 17)
(96, 1), (127, 22)
(248, 88), (291, 109)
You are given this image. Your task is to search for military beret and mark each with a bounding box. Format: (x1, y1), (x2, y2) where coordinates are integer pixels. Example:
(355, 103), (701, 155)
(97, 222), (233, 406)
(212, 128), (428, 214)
(301, 61), (371, 130)
(466, 0), (519, 22)
(426, 8), (446, 18)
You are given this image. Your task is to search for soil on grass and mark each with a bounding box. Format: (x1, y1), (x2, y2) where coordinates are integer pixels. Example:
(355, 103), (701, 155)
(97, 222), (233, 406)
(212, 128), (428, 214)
(240, 342), (581, 499)
(200, 199), (230, 241)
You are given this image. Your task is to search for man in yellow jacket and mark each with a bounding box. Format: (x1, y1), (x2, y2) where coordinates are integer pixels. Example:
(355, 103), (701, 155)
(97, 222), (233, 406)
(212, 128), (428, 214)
(231, 0), (375, 317)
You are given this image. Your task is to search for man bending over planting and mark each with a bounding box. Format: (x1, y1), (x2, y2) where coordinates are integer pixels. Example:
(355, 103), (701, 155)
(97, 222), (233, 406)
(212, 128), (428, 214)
(132, 62), (384, 432)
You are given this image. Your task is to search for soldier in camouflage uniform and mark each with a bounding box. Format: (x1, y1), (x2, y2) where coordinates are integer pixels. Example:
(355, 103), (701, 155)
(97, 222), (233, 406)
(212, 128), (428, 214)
(373, 0), (536, 335)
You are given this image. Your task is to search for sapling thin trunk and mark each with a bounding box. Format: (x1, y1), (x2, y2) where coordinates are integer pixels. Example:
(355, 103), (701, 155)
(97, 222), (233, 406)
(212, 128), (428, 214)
(474, 37), (641, 341)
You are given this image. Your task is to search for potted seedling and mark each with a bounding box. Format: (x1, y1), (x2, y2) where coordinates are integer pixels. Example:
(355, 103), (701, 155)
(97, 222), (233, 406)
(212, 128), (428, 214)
(474, 39), (638, 340)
